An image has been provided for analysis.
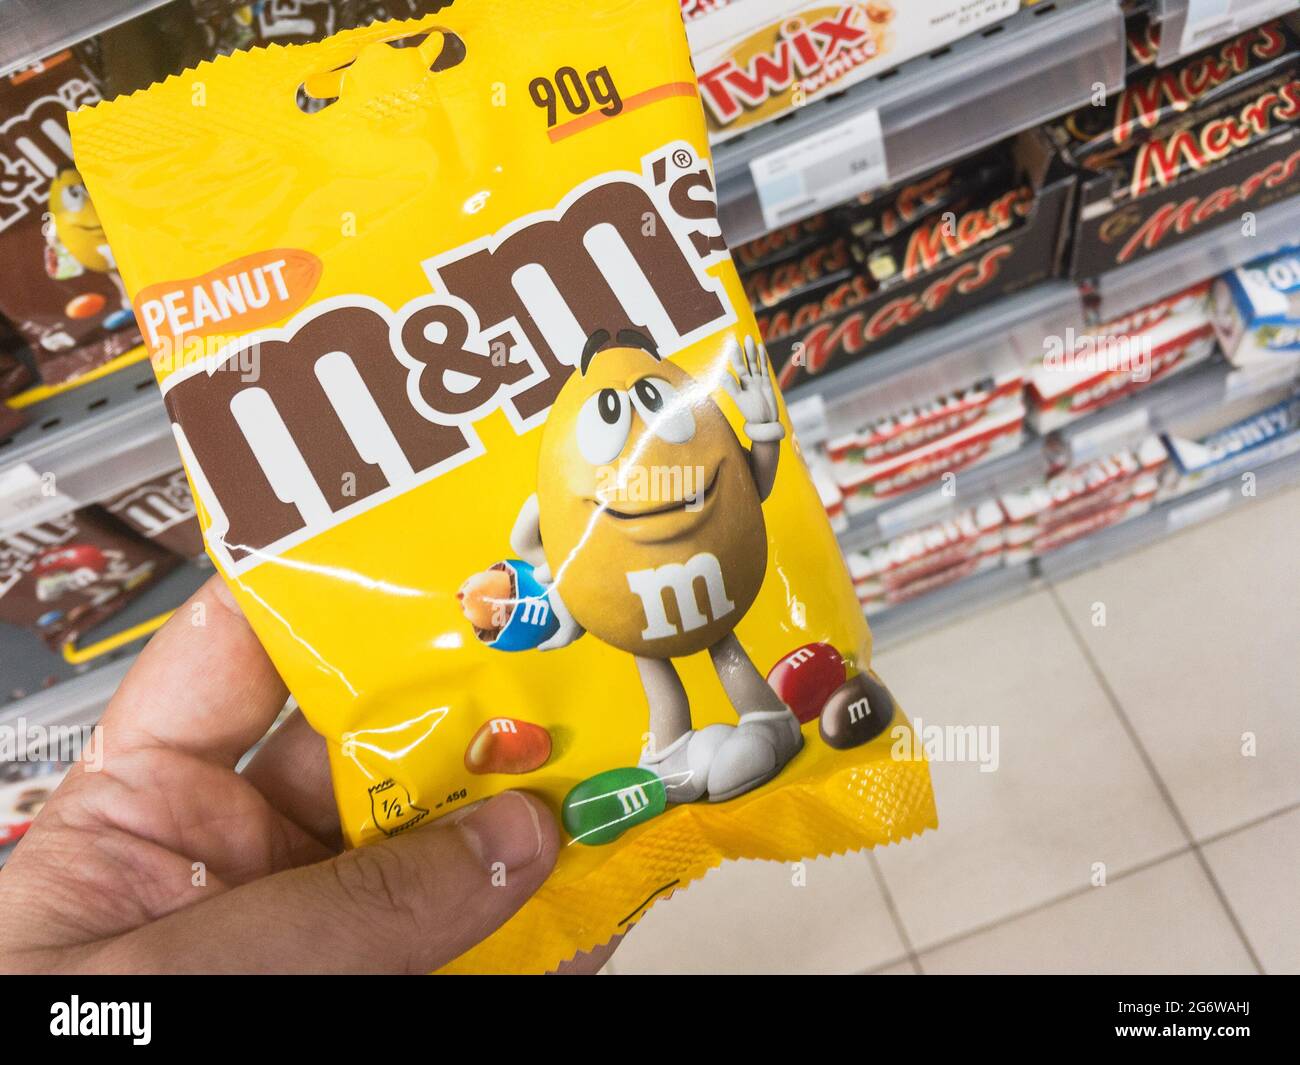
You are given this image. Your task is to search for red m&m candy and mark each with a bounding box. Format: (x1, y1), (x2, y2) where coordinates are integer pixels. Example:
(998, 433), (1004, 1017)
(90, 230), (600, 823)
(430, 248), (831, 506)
(766, 642), (846, 724)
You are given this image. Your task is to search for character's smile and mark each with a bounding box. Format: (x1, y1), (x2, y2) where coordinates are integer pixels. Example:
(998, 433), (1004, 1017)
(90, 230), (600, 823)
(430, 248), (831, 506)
(598, 465), (719, 520)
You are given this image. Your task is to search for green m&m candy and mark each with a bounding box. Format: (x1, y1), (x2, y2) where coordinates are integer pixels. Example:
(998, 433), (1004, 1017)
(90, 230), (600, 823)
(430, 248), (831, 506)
(562, 767), (667, 846)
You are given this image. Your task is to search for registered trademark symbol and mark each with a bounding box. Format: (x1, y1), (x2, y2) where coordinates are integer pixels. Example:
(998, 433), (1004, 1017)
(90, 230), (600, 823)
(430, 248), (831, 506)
(672, 149), (693, 168)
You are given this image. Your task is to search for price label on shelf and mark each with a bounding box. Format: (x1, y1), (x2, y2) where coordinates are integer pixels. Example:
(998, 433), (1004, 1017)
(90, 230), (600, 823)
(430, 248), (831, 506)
(1067, 407), (1151, 464)
(876, 486), (954, 539)
(786, 394), (830, 446)
(1166, 486), (1233, 531)
(750, 108), (888, 233)
(1178, 0), (1297, 58)
(0, 462), (78, 530)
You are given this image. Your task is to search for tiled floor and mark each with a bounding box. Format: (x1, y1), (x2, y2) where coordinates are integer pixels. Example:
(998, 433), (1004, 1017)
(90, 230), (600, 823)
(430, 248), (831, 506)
(604, 485), (1300, 975)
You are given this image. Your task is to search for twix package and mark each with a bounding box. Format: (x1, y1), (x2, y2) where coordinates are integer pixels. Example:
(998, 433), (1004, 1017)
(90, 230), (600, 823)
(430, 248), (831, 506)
(71, 4), (935, 973)
(687, 0), (1020, 142)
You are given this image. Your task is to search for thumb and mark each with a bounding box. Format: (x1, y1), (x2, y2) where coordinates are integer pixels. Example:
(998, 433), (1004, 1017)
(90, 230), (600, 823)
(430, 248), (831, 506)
(89, 792), (559, 974)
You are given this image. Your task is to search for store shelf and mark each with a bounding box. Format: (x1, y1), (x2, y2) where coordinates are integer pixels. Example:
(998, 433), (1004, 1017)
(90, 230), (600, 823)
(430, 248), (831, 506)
(837, 436), (1050, 553)
(1089, 193), (1300, 321)
(714, 0), (1125, 245)
(1057, 353), (1300, 463)
(1037, 445), (1300, 579)
(1150, 0), (1299, 67)
(834, 342), (1300, 553)
(1, 653), (132, 731)
(868, 559), (1037, 650)
(0, 0), (174, 76)
(787, 281), (1081, 444)
(0, 360), (177, 537)
(1, 559), (208, 711)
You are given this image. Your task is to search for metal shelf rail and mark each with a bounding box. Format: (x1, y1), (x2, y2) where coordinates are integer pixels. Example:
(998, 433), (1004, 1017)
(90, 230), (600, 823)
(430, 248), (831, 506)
(832, 348), (1300, 554)
(1150, 0), (1300, 67)
(786, 281), (1081, 442)
(0, 360), (176, 537)
(869, 445), (1300, 647)
(1038, 445), (1300, 579)
(1089, 193), (1300, 321)
(0, 0), (174, 76)
(714, 0), (1126, 245)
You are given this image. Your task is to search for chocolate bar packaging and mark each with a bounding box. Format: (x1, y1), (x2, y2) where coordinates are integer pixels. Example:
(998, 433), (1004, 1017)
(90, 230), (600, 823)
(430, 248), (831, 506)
(826, 367), (1024, 467)
(732, 210), (835, 272)
(686, 0), (1022, 143)
(1027, 282), (1215, 433)
(0, 508), (177, 653)
(1, 348), (34, 401)
(0, 761), (71, 848)
(0, 400), (26, 438)
(1163, 395), (1300, 494)
(848, 499), (1005, 615)
(1211, 244), (1300, 367)
(0, 52), (141, 387)
(1000, 437), (1166, 561)
(102, 469), (206, 560)
(758, 132), (1072, 390)
(1061, 16), (1300, 278)
(834, 399), (1025, 515)
(1052, 19), (1300, 166)
(71, 5), (935, 974)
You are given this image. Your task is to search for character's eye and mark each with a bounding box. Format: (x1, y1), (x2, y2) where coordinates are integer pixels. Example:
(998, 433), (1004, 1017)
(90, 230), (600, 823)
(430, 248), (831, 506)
(576, 387), (631, 465)
(60, 184), (88, 213)
(629, 376), (695, 444)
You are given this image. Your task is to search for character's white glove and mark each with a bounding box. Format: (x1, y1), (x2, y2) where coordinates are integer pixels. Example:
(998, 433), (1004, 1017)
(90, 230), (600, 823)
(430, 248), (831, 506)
(537, 579), (585, 651)
(722, 335), (785, 443)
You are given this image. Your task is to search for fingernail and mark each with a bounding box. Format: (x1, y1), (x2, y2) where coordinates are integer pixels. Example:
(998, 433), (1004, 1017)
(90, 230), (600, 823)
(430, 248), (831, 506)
(210, 577), (243, 616)
(456, 792), (543, 872)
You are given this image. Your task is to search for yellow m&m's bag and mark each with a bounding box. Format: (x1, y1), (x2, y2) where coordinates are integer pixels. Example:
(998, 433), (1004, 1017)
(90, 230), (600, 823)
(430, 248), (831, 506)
(70, 0), (935, 973)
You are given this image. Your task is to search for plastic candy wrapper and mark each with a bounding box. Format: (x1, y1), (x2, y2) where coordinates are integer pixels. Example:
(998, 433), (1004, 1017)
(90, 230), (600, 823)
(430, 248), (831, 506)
(70, 1), (935, 973)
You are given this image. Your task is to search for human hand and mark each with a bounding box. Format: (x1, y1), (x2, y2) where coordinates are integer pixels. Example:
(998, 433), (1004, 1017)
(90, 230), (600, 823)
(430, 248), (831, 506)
(0, 576), (612, 974)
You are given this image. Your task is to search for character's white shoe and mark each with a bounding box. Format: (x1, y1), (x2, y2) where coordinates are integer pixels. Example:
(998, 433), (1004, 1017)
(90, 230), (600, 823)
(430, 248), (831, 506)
(638, 725), (733, 804)
(706, 709), (804, 803)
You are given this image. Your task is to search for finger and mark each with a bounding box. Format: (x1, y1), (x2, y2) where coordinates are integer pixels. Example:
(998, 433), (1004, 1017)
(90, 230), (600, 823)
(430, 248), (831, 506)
(744, 334), (760, 377)
(757, 340), (771, 381)
(101, 576), (289, 768)
(241, 711), (343, 851)
(86, 791), (559, 974)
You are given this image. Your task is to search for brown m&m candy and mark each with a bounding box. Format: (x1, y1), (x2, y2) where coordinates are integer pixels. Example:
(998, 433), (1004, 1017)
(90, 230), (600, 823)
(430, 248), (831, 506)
(464, 717), (552, 775)
(818, 672), (896, 749)
(766, 642), (846, 724)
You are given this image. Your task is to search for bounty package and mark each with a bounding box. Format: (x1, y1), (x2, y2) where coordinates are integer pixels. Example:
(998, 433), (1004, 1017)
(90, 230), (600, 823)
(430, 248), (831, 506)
(686, 0), (1021, 142)
(71, 4), (935, 974)
(1163, 395), (1300, 494)
(1211, 245), (1300, 367)
(0, 52), (141, 387)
